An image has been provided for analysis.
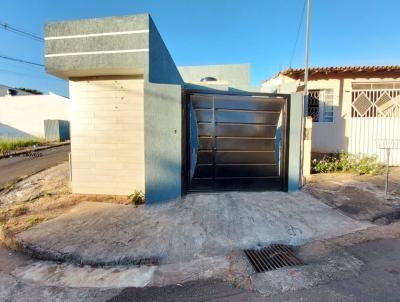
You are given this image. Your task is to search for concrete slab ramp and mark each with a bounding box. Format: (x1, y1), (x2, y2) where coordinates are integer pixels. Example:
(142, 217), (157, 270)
(16, 191), (369, 265)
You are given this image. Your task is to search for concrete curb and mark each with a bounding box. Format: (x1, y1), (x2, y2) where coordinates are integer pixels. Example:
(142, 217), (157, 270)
(0, 141), (70, 160)
(372, 209), (400, 225)
(12, 236), (161, 267)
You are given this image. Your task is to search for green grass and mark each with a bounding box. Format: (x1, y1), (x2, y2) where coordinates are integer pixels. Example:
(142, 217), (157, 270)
(25, 215), (44, 227)
(0, 138), (46, 153)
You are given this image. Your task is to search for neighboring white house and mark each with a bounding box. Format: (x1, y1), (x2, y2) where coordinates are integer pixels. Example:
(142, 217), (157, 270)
(0, 84), (36, 97)
(0, 92), (70, 138)
(262, 66), (400, 165)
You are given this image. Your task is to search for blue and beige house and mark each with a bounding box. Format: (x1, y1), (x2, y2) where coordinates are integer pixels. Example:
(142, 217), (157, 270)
(44, 14), (303, 203)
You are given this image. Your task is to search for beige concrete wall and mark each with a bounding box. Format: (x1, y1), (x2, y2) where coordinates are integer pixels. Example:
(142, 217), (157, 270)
(306, 79), (345, 153)
(0, 93), (70, 138)
(262, 77), (346, 153)
(261, 75), (299, 93)
(69, 76), (145, 195)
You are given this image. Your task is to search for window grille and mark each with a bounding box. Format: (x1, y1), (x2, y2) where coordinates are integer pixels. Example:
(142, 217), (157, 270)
(308, 90), (320, 122)
(308, 89), (334, 122)
(352, 81), (400, 90)
(351, 85), (400, 117)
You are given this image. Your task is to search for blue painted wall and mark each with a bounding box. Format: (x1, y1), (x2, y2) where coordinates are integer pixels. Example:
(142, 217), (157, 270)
(144, 16), (184, 204)
(288, 92), (303, 191)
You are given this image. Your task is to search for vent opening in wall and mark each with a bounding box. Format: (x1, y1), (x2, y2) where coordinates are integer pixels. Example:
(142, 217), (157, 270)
(200, 77), (217, 82)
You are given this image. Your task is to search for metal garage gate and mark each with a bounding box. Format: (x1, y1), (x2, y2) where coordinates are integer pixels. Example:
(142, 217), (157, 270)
(186, 92), (289, 192)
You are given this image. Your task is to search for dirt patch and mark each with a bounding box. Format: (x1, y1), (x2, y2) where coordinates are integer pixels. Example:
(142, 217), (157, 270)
(0, 163), (74, 238)
(0, 162), (131, 248)
(304, 168), (400, 223)
(0, 162), (69, 205)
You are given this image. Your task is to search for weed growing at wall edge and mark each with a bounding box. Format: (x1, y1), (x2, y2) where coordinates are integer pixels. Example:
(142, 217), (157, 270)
(311, 152), (384, 175)
(130, 190), (145, 205)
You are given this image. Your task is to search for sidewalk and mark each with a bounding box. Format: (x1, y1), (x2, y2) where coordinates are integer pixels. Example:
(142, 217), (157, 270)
(2, 222), (400, 301)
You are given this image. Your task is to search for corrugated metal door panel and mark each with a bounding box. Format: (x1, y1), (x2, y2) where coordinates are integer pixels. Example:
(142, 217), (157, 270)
(188, 93), (287, 191)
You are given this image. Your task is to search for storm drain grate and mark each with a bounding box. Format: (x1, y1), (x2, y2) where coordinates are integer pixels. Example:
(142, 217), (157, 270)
(244, 244), (303, 273)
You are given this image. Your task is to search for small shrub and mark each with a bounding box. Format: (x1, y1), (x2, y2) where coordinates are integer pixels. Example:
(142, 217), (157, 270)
(311, 152), (383, 175)
(130, 190), (145, 205)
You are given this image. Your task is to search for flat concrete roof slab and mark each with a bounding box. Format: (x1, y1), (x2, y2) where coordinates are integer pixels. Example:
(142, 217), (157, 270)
(16, 191), (369, 265)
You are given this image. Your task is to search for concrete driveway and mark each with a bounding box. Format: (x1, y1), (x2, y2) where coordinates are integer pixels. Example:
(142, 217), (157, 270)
(16, 191), (368, 266)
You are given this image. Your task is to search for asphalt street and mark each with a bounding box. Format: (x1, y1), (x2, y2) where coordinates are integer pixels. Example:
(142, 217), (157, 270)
(0, 144), (70, 189)
(108, 239), (400, 302)
(0, 224), (400, 301)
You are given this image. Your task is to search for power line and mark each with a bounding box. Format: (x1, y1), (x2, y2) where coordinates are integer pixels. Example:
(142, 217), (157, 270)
(0, 68), (63, 82)
(289, 0), (307, 68)
(0, 60), (59, 79)
(0, 22), (43, 42)
(0, 57), (44, 71)
(0, 54), (44, 67)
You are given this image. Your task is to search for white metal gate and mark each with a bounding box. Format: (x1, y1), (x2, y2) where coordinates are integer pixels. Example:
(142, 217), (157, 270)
(349, 88), (400, 165)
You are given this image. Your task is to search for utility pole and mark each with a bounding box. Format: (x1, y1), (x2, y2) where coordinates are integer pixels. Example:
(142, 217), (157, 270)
(301, 0), (312, 186)
(304, 0), (311, 115)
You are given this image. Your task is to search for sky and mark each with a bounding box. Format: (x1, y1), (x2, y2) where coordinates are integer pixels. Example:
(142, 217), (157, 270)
(0, 0), (399, 97)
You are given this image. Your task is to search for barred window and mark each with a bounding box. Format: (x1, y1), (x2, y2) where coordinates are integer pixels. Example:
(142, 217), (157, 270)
(308, 90), (320, 122)
(351, 89), (400, 117)
(352, 81), (400, 90)
(308, 89), (334, 122)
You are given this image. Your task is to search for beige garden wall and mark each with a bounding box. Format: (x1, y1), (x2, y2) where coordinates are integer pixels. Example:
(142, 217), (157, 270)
(69, 76), (145, 196)
(0, 93), (70, 138)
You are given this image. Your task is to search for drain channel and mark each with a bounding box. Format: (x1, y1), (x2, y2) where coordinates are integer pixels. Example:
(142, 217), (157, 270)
(244, 244), (303, 273)
(136, 257), (160, 266)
